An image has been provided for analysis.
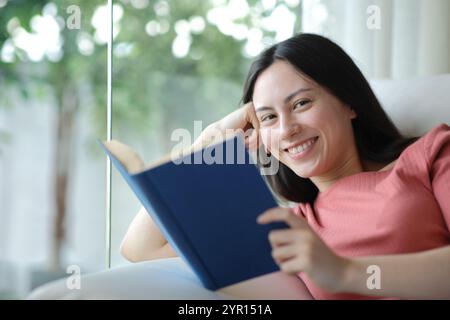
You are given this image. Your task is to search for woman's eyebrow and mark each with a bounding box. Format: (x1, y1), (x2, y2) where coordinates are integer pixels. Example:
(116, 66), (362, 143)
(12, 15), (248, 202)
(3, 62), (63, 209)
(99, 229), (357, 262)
(255, 87), (312, 113)
(255, 106), (274, 113)
(284, 88), (312, 103)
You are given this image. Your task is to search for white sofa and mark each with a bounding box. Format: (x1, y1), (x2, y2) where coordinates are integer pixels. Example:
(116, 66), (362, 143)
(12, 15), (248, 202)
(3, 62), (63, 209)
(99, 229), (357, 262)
(370, 74), (450, 136)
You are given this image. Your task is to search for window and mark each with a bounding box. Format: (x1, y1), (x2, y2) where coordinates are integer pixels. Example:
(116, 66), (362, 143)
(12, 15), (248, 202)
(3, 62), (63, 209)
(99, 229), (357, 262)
(0, 0), (301, 298)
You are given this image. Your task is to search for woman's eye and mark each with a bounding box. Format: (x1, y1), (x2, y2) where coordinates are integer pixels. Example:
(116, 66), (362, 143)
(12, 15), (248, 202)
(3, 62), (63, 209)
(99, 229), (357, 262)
(294, 100), (311, 109)
(261, 114), (276, 122)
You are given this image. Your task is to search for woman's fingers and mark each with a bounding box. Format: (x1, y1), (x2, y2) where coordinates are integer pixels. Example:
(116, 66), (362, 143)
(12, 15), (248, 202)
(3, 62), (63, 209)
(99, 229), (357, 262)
(244, 102), (260, 131)
(271, 244), (298, 263)
(278, 257), (306, 275)
(257, 207), (307, 229)
(268, 229), (299, 247)
(240, 102), (263, 151)
(244, 128), (261, 151)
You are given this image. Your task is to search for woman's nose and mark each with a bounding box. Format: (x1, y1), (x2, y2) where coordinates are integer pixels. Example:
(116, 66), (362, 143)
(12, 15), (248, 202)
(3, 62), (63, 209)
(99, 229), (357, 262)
(279, 115), (301, 139)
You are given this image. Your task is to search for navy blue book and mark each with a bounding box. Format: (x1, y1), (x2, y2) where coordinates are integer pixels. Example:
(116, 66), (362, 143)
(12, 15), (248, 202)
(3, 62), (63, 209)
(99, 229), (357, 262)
(99, 135), (288, 291)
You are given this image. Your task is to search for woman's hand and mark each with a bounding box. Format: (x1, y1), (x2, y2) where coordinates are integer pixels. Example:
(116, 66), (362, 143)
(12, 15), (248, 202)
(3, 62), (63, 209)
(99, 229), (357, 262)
(215, 101), (259, 132)
(257, 207), (351, 293)
(214, 102), (261, 151)
(193, 102), (261, 152)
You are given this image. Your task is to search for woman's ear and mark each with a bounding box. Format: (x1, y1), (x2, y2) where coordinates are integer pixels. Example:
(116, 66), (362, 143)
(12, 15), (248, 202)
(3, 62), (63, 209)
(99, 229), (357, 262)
(348, 107), (357, 119)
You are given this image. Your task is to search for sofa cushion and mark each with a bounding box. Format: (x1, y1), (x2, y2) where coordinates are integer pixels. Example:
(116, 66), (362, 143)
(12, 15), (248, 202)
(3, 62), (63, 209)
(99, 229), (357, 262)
(370, 74), (450, 137)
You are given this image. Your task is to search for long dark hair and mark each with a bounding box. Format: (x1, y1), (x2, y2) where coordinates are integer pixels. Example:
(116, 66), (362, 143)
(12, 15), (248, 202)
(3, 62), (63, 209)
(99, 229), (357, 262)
(241, 33), (417, 204)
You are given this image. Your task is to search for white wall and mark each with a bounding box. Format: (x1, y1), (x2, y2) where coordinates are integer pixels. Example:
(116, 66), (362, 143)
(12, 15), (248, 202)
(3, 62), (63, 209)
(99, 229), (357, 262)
(302, 0), (450, 79)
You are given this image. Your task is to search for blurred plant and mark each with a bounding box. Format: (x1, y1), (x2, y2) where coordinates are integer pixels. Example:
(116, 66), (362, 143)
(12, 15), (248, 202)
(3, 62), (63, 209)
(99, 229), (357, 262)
(0, 0), (107, 271)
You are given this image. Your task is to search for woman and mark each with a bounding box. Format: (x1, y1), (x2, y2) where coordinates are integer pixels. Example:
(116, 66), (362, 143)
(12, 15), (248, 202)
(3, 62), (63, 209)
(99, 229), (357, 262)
(238, 33), (450, 300)
(30, 33), (450, 300)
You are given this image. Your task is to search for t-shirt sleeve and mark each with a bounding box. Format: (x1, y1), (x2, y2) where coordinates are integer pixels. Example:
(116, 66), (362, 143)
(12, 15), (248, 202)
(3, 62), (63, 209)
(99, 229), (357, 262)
(424, 124), (450, 231)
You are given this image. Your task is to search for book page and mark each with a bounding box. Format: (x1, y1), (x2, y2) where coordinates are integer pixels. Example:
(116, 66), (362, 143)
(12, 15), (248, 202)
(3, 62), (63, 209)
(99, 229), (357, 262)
(103, 140), (146, 174)
(103, 130), (251, 174)
(103, 140), (176, 174)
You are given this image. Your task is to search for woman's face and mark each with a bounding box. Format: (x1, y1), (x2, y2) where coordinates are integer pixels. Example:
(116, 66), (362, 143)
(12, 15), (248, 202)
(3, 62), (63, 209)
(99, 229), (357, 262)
(253, 60), (358, 179)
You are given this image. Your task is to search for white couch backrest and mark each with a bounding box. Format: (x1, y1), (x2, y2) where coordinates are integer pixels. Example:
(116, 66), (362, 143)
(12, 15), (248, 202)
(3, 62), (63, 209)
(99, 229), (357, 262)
(370, 74), (450, 137)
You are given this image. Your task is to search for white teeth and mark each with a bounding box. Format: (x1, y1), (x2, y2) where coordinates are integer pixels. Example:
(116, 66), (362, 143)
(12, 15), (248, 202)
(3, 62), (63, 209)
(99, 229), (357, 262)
(287, 138), (316, 155)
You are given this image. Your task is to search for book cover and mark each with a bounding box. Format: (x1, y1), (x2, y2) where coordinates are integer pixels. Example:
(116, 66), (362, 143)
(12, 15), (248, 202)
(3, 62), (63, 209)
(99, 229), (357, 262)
(99, 135), (288, 291)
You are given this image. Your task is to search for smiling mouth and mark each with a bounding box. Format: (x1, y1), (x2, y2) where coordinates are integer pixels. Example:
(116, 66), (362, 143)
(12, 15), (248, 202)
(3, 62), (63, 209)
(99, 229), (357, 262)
(284, 136), (319, 155)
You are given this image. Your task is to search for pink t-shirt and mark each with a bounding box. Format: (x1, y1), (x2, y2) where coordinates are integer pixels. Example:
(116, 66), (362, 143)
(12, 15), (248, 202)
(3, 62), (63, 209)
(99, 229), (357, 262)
(293, 123), (450, 300)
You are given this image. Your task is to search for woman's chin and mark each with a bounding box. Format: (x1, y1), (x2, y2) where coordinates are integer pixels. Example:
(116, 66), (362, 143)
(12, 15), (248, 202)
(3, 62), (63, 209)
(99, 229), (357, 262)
(291, 167), (317, 179)
(280, 158), (320, 178)
(282, 156), (321, 178)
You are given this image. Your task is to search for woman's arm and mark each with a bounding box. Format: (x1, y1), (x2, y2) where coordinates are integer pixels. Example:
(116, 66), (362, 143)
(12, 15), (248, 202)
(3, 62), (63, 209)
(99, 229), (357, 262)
(339, 245), (450, 299)
(120, 207), (177, 262)
(258, 207), (450, 299)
